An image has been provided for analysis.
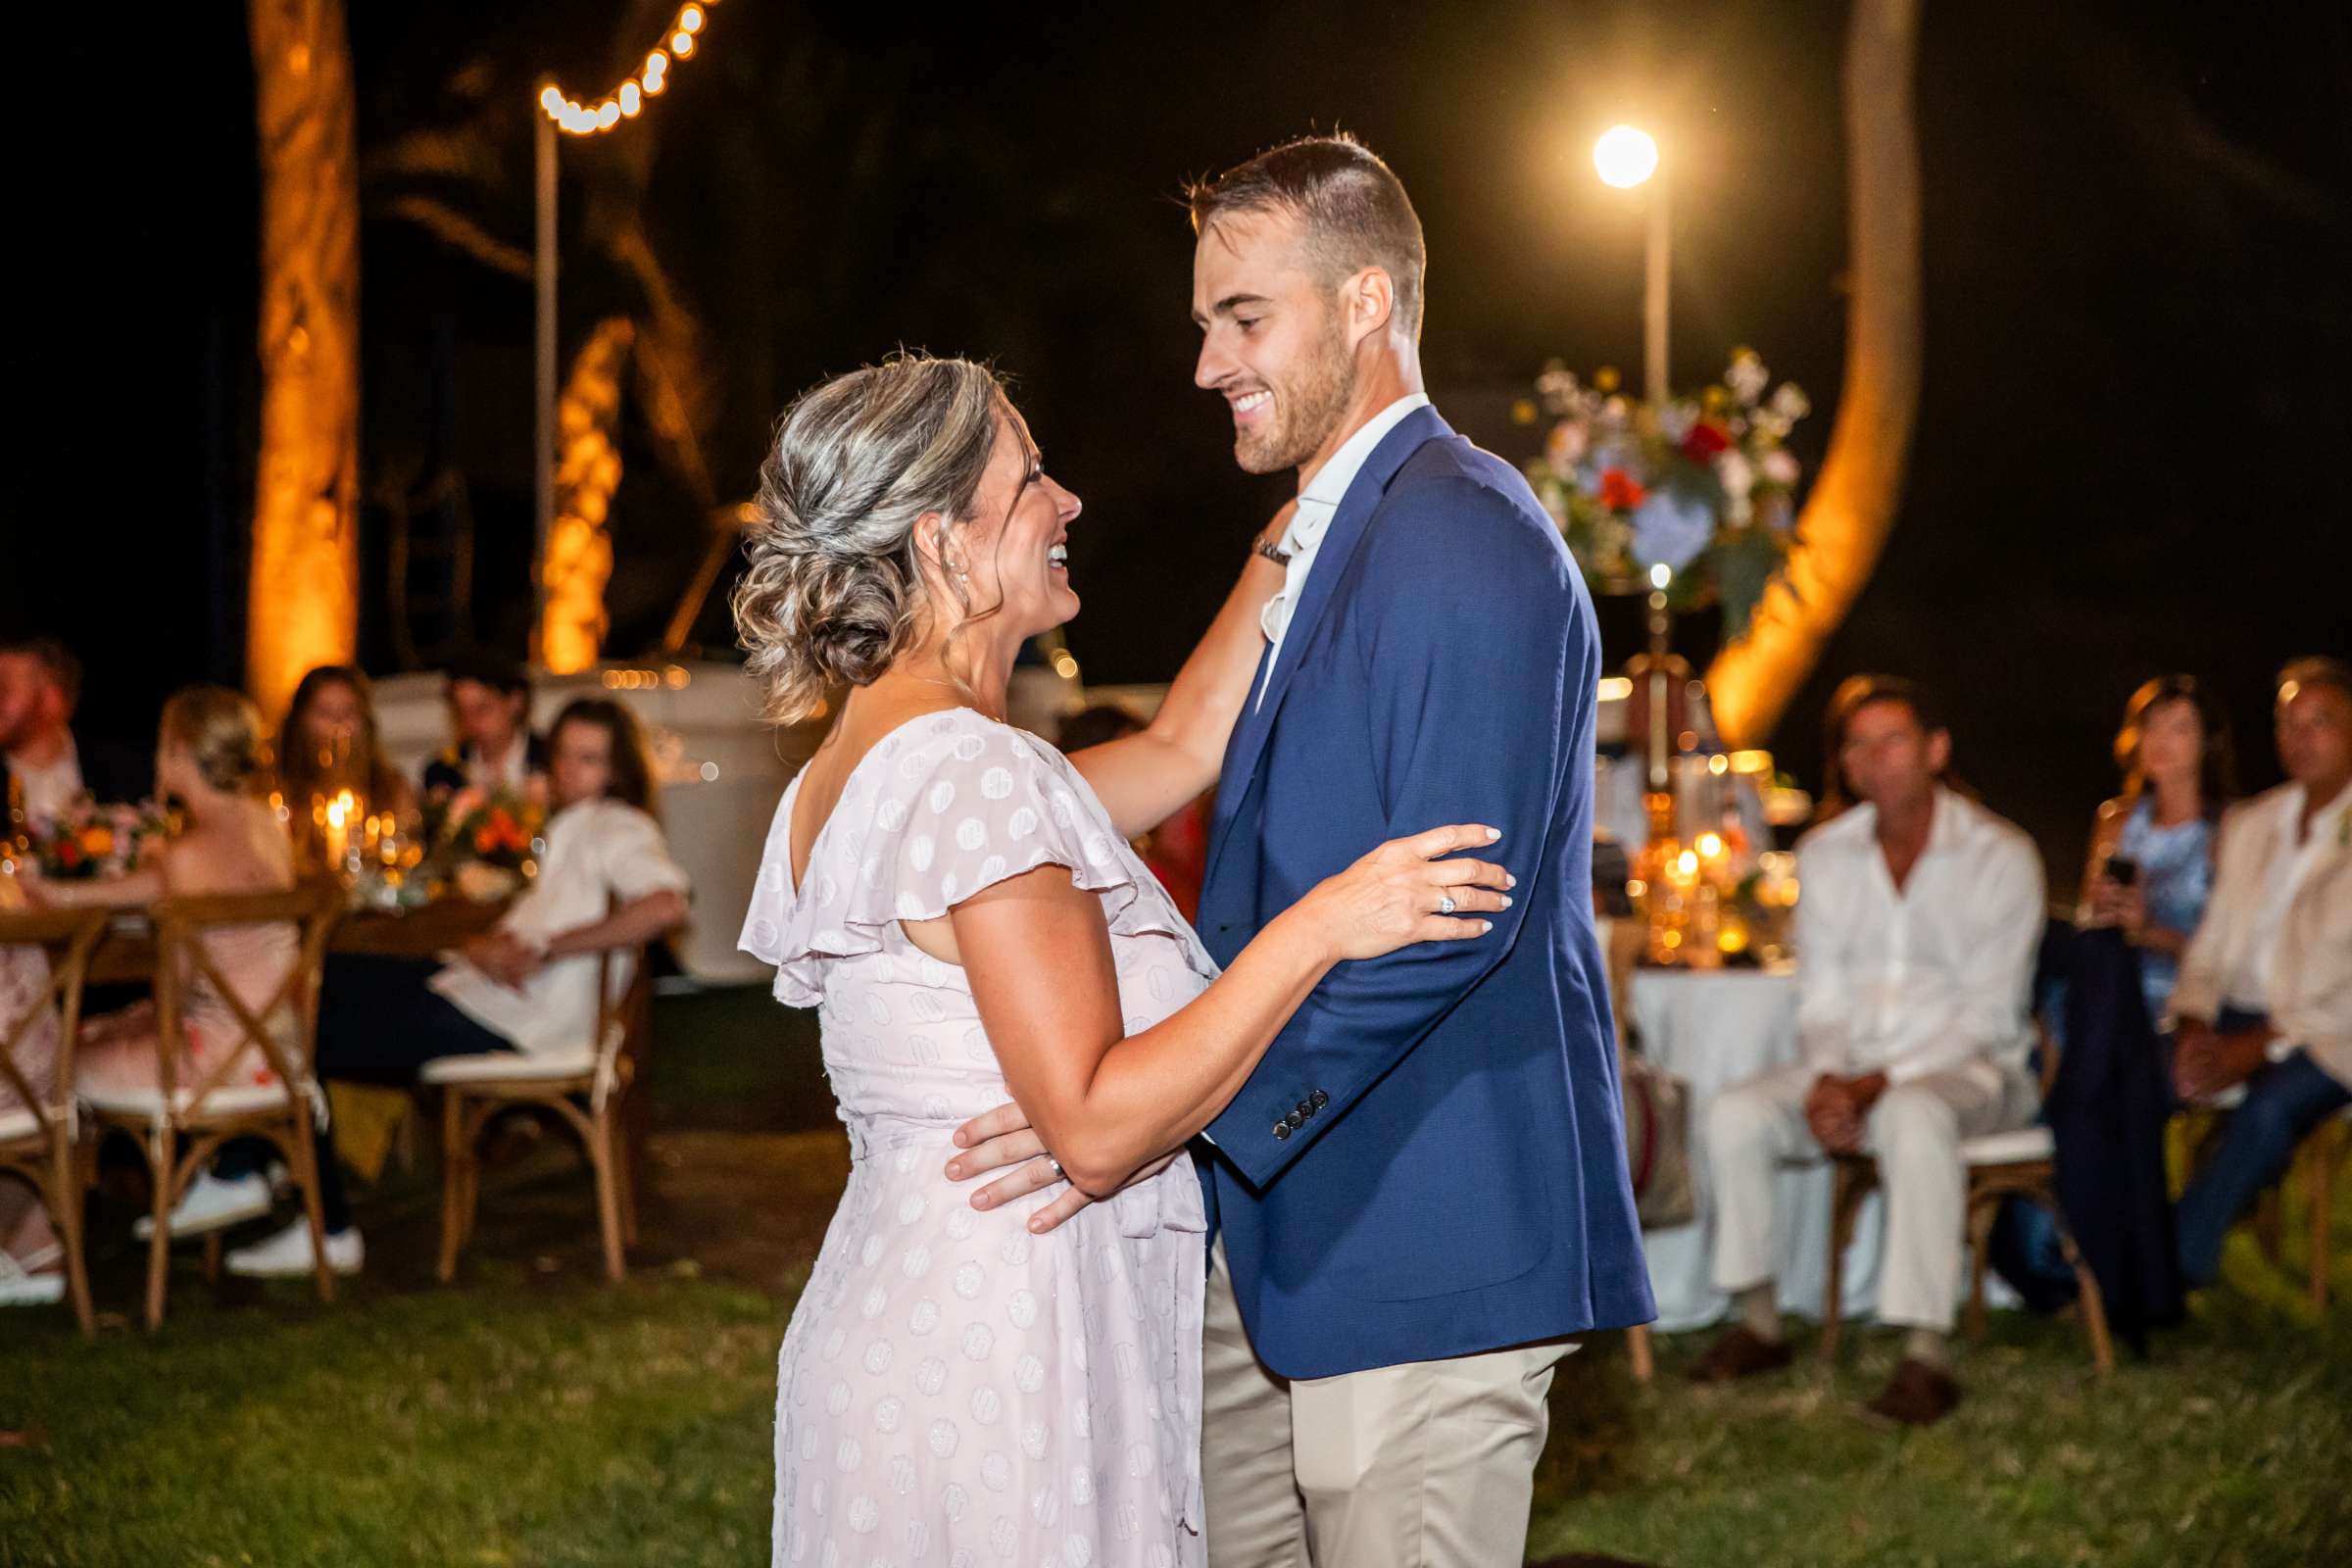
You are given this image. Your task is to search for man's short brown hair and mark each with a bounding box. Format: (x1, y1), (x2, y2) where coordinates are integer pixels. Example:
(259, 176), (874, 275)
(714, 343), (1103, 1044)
(2278, 656), (2352, 709)
(0, 637), (81, 712)
(1188, 134), (1428, 340)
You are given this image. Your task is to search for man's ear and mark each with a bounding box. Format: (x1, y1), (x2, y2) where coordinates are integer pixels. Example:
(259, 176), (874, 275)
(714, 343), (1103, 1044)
(1926, 729), (1953, 776)
(1342, 266), (1396, 349)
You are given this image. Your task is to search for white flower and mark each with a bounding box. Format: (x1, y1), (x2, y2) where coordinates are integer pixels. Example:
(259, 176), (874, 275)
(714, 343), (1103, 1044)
(1760, 447), (1801, 487)
(1544, 419), (1588, 475)
(1726, 351), (1770, 405)
(1536, 361), (1581, 415)
(1657, 401), (1698, 442)
(1771, 382), (1811, 421)
(1716, 449), (1755, 500)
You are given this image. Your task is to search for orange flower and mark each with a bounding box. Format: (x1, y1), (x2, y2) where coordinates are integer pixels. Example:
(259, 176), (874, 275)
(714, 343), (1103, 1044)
(80, 825), (116, 858)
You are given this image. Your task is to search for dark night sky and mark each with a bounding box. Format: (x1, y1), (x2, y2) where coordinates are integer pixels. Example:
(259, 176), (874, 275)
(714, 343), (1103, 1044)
(18, 0), (2351, 893)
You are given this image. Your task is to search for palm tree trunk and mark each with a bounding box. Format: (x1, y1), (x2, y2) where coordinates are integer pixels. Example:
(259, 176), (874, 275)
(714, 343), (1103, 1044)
(246, 0), (361, 720)
(1705, 0), (1923, 746)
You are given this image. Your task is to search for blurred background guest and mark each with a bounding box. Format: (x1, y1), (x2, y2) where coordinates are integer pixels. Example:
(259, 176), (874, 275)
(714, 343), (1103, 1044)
(21, 688), (298, 1237)
(227, 697), (690, 1280)
(2170, 658), (2352, 1290)
(0, 638), (152, 828)
(1690, 676), (2043, 1427)
(0, 872), (67, 1305)
(2078, 675), (2233, 1024)
(1056, 702), (1210, 920)
(420, 650), (546, 803)
(276, 664), (418, 823)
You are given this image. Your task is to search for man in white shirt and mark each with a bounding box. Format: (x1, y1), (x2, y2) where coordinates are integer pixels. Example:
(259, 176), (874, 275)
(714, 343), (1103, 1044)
(2170, 658), (2352, 1286)
(1690, 675), (2043, 1427)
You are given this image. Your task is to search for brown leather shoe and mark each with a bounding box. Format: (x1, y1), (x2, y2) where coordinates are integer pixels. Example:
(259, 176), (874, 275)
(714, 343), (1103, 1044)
(1864, 1357), (1962, 1427)
(1687, 1324), (1795, 1383)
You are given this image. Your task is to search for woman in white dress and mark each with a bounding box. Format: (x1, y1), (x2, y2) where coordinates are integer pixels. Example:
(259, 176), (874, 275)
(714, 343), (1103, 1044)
(734, 355), (1511, 1567)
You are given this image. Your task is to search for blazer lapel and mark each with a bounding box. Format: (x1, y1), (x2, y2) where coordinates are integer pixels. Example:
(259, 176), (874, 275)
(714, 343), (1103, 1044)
(1204, 406), (1452, 890)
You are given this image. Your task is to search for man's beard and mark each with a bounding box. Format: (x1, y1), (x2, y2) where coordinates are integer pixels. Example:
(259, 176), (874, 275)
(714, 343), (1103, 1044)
(1235, 314), (1356, 475)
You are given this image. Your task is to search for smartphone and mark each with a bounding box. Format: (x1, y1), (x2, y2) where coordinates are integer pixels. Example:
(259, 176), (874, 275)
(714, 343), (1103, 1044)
(2103, 855), (2139, 888)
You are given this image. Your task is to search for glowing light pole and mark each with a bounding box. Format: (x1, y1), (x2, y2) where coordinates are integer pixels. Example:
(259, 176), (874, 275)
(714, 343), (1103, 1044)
(1593, 124), (1668, 404)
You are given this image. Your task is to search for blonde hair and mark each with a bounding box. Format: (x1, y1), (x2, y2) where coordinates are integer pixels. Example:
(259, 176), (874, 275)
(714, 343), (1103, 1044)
(731, 354), (1007, 724)
(162, 686), (270, 796)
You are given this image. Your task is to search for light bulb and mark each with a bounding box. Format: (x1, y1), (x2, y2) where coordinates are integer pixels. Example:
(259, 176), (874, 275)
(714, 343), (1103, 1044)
(1593, 125), (1660, 189)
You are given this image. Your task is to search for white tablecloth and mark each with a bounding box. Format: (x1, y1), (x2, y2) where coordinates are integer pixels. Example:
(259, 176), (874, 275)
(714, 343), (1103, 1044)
(1629, 966), (1885, 1333)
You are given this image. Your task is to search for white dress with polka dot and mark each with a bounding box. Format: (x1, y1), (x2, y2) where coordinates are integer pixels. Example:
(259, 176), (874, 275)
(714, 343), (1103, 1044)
(740, 709), (1216, 1568)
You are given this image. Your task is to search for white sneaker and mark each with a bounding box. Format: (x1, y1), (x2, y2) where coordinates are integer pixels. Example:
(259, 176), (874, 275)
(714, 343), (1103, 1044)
(0, 1248), (66, 1306)
(133, 1170), (275, 1240)
(225, 1217), (365, 1279)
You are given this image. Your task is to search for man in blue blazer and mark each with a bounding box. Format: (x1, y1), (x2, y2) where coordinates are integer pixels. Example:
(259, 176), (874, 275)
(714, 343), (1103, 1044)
(1183, 136), (1653, 1566)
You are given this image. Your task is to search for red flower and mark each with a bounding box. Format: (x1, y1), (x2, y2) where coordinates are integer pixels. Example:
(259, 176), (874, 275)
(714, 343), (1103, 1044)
(55, 839), (81, 869)
(1597, 467), (1647, 511)
(1680, 420), (1732, 463)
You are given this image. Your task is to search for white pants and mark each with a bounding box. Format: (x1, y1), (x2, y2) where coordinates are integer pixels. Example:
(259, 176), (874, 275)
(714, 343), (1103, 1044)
(1200, 1240), (1571, 1568)
(1705, 1060), (2037, 1332)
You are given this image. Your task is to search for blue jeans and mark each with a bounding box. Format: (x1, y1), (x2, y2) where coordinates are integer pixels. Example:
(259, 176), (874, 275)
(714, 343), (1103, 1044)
(2177, 1042), (2351, 1287)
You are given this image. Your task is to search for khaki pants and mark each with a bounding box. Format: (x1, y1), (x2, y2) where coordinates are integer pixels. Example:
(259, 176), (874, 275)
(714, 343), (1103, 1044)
(1705, 1060), (2039, 1332)
(1201, 1241), (1571, 1568)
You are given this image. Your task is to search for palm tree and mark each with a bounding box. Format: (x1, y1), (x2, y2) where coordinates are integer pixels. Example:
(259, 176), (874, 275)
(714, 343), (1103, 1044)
(1705, 0), (1923, 746)
(246, 0), (362, 721)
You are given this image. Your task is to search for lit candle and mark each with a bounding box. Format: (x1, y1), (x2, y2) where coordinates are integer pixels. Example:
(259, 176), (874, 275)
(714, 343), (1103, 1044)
(323, 790), (354, 870)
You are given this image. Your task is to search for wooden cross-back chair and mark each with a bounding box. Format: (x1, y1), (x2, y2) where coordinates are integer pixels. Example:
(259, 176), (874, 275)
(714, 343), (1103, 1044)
(423, 934), (652, 1283)
(1818, 1019), (2116, 1377)
(0, 905), (111, 1336)
(78, 881), (344, 1329)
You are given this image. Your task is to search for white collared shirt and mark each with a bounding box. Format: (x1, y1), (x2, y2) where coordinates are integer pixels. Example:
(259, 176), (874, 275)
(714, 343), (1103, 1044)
(468, 735), (534, 795)
(8, 735), (85, 820)
(1792, 787), (2046, 1082)
(1255, 393), (1432, 709)
(430, 797), (690, 1055)
(2224, 778), (2351, 1014)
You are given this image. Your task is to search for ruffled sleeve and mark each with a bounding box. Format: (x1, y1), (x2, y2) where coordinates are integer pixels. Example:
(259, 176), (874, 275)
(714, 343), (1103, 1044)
(739, 710), (1200, 1006)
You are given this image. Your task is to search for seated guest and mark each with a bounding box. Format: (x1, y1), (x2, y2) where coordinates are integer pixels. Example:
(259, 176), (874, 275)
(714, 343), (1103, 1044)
(2078, 674), (2232, 1023)
(2170, 658), (2352, 1289)
(227, 697), (690, 1277)
(18, 691), (300, 1227)
(276, 663), (419, 836)
(0, 638), (152, 830)
(0, 874), (68, 1305)
(420, 650), (546, 803)
(1690, 675), (2043, 1426)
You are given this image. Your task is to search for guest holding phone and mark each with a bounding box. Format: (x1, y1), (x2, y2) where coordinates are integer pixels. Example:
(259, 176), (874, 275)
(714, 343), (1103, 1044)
(2079, 675), (2234, 1023)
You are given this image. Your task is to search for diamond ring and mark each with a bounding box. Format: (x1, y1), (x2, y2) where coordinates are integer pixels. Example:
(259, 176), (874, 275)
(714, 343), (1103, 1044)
(1437, 894), (1457, 916)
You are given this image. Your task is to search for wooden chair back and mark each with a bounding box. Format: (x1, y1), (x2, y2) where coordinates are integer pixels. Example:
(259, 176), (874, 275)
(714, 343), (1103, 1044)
(147, 880), (343, 1114)
(0, 906), (111, 1140)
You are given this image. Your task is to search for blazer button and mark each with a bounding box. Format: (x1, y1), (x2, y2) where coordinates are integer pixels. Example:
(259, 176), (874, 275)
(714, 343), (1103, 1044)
(1285, 1109), (1305, 1130)
(1272, 1121), (1291, 1141)
(1309, 1089), (1329, 1109)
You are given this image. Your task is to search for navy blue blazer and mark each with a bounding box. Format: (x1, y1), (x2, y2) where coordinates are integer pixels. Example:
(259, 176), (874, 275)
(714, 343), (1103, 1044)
(1194, 406), (1656, 1380)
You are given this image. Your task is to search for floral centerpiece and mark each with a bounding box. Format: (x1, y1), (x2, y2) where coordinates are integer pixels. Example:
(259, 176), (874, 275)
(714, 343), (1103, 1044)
(420, 783), (546, 900)
(1519, 349), (1811, 639)
(16, 795), (169, 880)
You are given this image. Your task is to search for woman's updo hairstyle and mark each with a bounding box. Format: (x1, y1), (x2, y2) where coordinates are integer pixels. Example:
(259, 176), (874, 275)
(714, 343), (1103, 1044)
(733, 353), (1006, 724)
(161, 685), (270, 796)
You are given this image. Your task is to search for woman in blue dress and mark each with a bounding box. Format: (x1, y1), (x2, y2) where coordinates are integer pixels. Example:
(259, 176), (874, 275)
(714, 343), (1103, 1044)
(2078, 674), (2235, 1022)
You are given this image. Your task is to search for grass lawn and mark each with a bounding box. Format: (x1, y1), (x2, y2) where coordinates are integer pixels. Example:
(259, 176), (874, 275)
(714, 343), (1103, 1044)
(6, 988), (2349, 1565)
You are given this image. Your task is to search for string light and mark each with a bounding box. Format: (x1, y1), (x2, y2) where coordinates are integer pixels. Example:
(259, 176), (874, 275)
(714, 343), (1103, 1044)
(539, 1), (719, 137)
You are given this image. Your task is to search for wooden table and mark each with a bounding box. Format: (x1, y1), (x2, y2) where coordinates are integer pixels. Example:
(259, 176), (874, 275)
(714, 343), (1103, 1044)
(86, 896), (511, 986)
